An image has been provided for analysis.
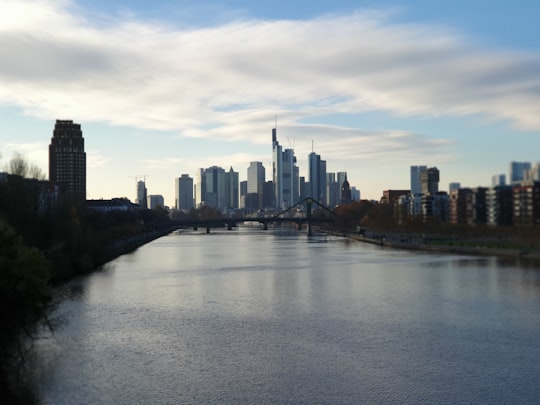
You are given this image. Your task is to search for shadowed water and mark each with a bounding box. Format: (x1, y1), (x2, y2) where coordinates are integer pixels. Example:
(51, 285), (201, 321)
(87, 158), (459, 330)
(35, 227), (540, 404)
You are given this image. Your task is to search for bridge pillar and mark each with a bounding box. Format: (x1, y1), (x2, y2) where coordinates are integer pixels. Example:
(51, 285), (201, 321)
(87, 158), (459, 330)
(227, 222), (232, 230)
(193, 226), (198, 231)
(206, 227), (210, 234)
(263, 222), (268, 230)
(307, 222), (313, 237)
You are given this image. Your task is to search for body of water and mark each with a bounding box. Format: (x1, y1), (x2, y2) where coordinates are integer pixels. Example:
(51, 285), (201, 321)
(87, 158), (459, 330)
(35, 227), (540, 404)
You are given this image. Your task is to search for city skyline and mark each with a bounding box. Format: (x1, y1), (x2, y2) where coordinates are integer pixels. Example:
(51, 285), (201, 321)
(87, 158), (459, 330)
(1, 1), (540, 207)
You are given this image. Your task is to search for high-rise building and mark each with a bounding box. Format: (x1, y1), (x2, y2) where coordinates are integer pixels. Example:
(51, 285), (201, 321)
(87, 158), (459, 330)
(175, 174), (194, 211)
(239, 181), (248, 198)
(147, 194), (164, 209)
(420, 167), (439, 195)
(224, 167), (239, 210)
(263, 181), (274, 209)
(194, 168), (205, 208)
(492, 175), (506, 187)
(337, 172), (347, 191)
(196, 166), (238, 210)
(272, 127), (299, 209)
(247, 162), (265, 209)
(510, 161), (531, 184)
(410, 165), (427, 195)
(48, 119), (86, 204)
(326, 172), (340, 207)
(136, 180), (147, 208)
(308, 151), (327, 203)
(247, 162), (265, 193)
(203, 166), (225, 209)
(351, 187), (360, 201)
(340, 174), (352, 204)
(449, 182), (461, 192)
(527, 163), (540, 182)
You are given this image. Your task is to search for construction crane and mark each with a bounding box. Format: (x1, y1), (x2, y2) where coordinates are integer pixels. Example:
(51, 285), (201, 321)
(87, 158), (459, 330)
(128, 175), (150, 207)
(129, 175), (150, 184)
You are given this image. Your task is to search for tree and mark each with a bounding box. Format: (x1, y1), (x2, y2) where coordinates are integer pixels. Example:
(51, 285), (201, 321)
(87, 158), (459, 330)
(0, 220), (52, 403)
(333, 200), (374, 230)
(6, 152), (46, 180)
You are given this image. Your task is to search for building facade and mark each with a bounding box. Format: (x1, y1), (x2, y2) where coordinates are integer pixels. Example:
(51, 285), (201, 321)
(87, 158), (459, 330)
(510, 161), (531, 184)
(147, 194), (165, 209)
(272, 127), (299, 209)
(195, 166), (238, 210)
(224, 167), (239, 210)
(48, 119), (86, 204)
(513, 182), (540, 226)
(308, 151), (327, 203)
(487, 185), (513, 226)
(247, 162), (265, 209)
(410, 165), (427, 195)
(136, 180), (147, 208)
(175, 174), (194, 211)
(340, 174), (352, 205)
(420, 167), (440, 195)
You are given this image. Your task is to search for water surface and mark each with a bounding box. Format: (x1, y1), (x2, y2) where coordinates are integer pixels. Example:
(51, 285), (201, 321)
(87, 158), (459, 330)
(35, 227), (540, 404)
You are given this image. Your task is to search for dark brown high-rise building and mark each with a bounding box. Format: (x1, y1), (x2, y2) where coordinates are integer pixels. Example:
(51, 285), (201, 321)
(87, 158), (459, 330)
(49, 119), (86, 204)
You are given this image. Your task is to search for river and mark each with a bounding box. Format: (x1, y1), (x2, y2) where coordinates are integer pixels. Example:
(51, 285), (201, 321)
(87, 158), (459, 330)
(34, 227), (540, 404)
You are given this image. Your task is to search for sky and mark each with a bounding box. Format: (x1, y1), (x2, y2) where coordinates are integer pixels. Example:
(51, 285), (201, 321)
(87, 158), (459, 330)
(1, 0), (539, 207)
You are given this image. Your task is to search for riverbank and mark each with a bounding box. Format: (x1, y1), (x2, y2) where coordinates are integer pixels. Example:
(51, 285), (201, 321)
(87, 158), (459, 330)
(329, 230), (540, 262)
(95, 225), (179, 267)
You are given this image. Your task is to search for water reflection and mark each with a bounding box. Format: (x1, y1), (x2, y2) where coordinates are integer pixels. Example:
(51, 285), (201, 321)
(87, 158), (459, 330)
(35, 228), (540, 404)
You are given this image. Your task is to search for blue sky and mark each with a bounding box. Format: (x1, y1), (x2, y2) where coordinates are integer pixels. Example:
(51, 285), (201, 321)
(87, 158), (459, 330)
(1, 0), (539, 206)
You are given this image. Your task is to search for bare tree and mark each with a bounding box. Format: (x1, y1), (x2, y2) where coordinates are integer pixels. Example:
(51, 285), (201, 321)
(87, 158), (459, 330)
(8, 152), (29, 177)
(28, 164), (46, 181)
(7, 152), (45, 180)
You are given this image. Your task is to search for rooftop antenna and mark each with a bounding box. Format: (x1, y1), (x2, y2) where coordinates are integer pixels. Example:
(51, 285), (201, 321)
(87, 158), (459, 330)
(312, 139), (314, 153)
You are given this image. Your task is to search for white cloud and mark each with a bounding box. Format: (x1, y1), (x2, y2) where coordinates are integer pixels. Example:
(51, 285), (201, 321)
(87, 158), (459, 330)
(87, 150), (111, 168)
(0, 0), (538, 169)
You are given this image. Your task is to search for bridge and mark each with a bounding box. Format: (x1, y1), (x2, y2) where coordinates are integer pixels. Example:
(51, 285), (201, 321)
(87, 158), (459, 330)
(172, 198), (336, 236)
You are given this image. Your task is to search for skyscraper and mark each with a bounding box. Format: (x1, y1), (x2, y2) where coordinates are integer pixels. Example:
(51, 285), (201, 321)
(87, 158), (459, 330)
(272, 127), (299, 209)
(420, 167), (440, 195)
(340, 173), (352, 204)
(308, 151), (326, 203)
(510, 161), (531, 184)
(196, 166), (239, 210)
(410, 165), (427, 195)
(136, 180), (147, 208)
(337, 172), (347, 191)
(247, 162), (265, 194)
(224, 167), (239, 210)
(326, 172), (340, 207)
(204, 166), (225, 209)
(195, 168), (205, 208)
(48, 119), (86, 204)
(247, 162), (265, 209)
(175, 174), (194, 211)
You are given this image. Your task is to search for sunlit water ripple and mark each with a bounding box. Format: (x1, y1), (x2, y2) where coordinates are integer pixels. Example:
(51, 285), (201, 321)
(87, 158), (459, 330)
(34, 227), (540, 404)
